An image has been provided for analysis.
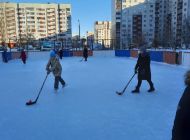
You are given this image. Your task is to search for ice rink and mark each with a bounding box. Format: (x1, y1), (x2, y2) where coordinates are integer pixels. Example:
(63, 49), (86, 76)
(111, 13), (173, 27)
(0, 51), (188, 140)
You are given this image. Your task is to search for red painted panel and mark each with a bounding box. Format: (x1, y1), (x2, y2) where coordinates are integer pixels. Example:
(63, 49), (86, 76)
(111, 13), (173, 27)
(130, 50), (138, 58)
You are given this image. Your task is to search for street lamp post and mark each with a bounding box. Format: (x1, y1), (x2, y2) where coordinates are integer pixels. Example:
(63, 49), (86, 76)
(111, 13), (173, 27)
(78, 19), (80, 50)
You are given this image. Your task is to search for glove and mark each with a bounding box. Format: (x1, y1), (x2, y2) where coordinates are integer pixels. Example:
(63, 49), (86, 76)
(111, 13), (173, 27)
(135, 69), (138, 74)
(47, 70), (51, 75)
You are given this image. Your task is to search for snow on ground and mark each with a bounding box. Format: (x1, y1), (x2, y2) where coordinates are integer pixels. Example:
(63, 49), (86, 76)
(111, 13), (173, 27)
(0, 52), (188, 140)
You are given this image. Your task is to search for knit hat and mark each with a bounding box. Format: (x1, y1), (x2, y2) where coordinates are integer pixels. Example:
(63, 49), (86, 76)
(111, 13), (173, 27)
(50, 50), (56, 57)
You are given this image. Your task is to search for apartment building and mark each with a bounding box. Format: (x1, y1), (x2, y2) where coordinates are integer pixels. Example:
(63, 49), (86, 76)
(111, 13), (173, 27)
(86, 31), (94, 40)
(111, 0), (146, 49)
(111, 0), (122, 49)
(121, 1), (155, 48)
(153, 0), (190, 47)
(154, 0), (171, 46)
(94, 21), (111, 48)
(171, 0), (190, 46)
(0, 3), (17, 45)
(86, 31), (94, 48)
(0, 2), (71, 45)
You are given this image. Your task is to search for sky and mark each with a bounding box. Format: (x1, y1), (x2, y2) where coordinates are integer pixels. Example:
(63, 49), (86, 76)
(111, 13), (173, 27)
(7, 0), (111, 37)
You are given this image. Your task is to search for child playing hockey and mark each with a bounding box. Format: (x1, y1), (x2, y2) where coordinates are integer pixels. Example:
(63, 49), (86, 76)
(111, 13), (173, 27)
(46, 50), (65, 91)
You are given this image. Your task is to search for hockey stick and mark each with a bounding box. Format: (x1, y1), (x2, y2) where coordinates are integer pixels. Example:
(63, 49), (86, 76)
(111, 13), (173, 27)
(116, 73), (136, 95)
(26, 74), (48, 106)
(79, 58), (84, 62)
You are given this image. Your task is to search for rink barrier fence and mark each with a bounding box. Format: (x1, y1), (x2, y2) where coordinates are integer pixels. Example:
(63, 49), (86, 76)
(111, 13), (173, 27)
(72, 50), (93, 56)
(63, 50), (73, 57)
(0, 50), (188, 67)
(115, 50), (130, 57)
(182, 52), (190, 67)
(130, 50), (138, 58)
(0, 50), (93, 61)
(115, 50), (189, 66)
(1, 52), (12, 62)
(150, 51), (163, 62)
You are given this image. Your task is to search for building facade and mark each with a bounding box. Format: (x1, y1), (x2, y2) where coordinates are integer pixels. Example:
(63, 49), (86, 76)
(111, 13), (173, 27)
(94, 21), (111, 48)
(111, 0), (146, 49)
(0, 2), (72, 45)
(112, 0), (190, 48)
(154, 0), (170, 47)
(86, 31), (94, 48)
(171, 0), (190, 46)
(121, 1), (155, 48)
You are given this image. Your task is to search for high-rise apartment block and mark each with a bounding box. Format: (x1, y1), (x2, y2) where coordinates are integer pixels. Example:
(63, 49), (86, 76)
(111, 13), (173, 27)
(121, 1), (155, 48)
(94, 21), (111, 48)
(155, 0), (190, 46)
(112, 0), (190, 48)
(170, 0), (190, 46)
(112, 0), (146, 48)
(0, 2), (72, 44)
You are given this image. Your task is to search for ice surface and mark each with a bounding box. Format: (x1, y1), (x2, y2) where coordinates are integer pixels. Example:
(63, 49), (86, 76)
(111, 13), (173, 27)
(0, 52), (188, 140)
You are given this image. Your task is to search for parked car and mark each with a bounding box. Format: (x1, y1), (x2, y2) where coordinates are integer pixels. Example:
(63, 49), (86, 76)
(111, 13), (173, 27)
(41, 42), (54, 51)
(28, 45), (34, 50)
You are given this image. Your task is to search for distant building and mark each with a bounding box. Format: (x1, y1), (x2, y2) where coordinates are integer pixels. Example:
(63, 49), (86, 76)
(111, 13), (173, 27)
(121, 1), (155, 48)
(111, 0), (146, 49)
(86, 31), (94, 41)
(0, 2), (72, 46)
(171, 0), (190, 46)
(112, 0), (190, 48)
(86, 31), (94, 48)
(94, 21), (111, 48)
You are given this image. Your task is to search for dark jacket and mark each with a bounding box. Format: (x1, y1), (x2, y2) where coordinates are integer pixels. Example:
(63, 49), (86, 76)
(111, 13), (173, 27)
(135, 52), (151, 80)
(172, 86), (190, 140)
(59, 49), (63, 58)
(83, 47), (88, 58)
(20, 51), (26, 60)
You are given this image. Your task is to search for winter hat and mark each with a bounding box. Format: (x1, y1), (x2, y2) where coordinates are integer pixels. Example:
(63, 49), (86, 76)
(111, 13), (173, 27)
(50, 50), (56, 57)
(185, 70), (190, 86)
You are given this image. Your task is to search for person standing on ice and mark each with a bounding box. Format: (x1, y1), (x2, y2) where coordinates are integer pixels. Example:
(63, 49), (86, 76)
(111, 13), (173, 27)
(131, 46), (155, 93)
(46, 50), (65, 91)
(59, 48), (63, 60)
(172, 70), (190, 140)
(83, 45), (88, 61)
(20, 49), (27, 64)
(2, 42), (8, 63)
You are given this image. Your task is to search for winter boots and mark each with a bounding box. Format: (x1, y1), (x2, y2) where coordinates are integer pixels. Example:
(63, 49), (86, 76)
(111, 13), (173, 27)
(131, 88), (140, 93)
(148, 87), (155, 92)
(132, 87), (155, 93)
